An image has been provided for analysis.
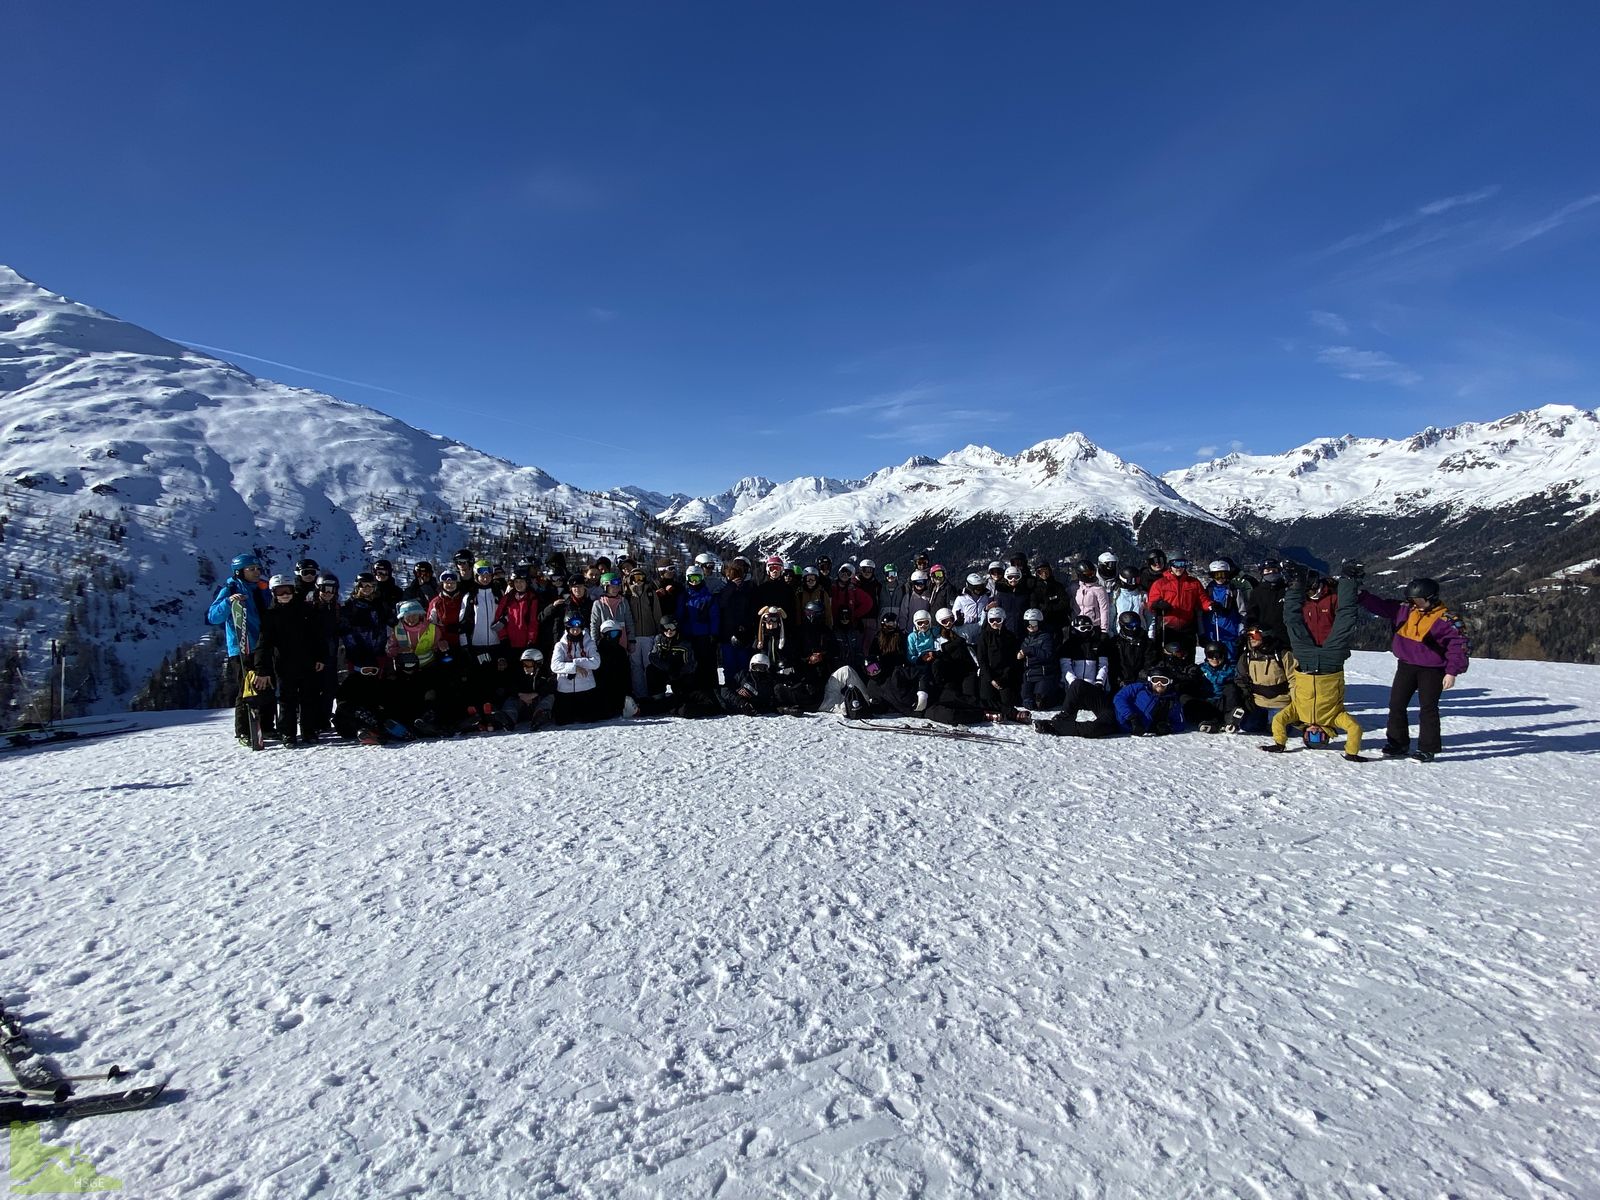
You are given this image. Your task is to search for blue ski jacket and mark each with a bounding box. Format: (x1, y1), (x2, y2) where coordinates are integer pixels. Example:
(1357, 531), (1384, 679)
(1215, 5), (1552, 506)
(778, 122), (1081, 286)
(1113, 681), (1187, 735)
(207, 576), (271, 656)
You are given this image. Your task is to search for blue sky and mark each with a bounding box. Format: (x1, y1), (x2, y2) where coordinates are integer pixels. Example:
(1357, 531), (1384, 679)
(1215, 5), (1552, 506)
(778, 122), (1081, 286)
(6, 2), (1599, 495)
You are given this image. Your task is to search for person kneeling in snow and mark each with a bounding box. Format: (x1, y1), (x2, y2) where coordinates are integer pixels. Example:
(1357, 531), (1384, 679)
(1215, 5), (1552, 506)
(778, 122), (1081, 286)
(502, 648), (556, 730)
(721, 653), (779, 715)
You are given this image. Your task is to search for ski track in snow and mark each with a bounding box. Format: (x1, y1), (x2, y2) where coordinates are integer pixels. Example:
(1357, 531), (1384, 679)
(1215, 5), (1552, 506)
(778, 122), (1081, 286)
(4, 653), (1598, 1198)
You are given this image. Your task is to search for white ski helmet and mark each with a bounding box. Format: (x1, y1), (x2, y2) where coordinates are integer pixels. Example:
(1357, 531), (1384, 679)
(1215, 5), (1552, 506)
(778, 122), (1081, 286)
(859, 558), (876, 569)
(910, 569), (929, 583)
(1209, 558), (1235, 574)
(268, 574), (295, 590)
(749, 653), (772, 670)
(694, 552), (717, 567)
(1097, 551), (1118, 565)
(520, 647), (544, 663)
(1023, 607), (1045, 624)
(913, 609), (932, 626)
(934, 607), (954, 623)
(600, 619), (624, 635)
(966, 572), (987, 587)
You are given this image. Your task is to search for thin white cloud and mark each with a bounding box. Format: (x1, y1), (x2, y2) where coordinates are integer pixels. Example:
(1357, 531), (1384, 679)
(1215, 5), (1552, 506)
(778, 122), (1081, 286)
(1503, 192), (1600, 249)
(820, 384), (943, 419)
(1308, 310), (1349, 336)
(1195, 440), (1247, 460)
(1315, 345), (1421, 387)
(179, 341), (425, 400)
(1319, 186), (1500, 257)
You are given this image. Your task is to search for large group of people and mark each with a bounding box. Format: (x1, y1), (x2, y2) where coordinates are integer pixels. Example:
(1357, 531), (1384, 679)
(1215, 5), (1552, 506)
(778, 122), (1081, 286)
(206, 544), (1470, 761)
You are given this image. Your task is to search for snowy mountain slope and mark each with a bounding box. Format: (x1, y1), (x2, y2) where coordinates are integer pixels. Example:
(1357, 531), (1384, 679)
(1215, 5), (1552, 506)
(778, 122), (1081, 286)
(667, 435), (1228, 554)
(0, 265), (700, 713)
(5, 652), (1597, 1197)
(1162, 404), (1600, 521)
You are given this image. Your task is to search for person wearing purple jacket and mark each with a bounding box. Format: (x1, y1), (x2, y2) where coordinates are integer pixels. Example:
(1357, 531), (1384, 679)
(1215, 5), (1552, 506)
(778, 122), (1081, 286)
(1360, 576), (1470, 762)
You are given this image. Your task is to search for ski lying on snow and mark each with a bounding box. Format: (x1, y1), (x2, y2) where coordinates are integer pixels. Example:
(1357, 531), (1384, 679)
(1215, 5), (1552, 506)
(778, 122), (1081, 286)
(1, 725), (139, 754)
(0, 1081), (167, 1122)
(843, 719), (1024, 745)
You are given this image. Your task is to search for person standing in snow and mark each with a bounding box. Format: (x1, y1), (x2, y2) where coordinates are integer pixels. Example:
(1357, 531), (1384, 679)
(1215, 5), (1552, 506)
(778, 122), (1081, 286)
(206, 552), (274, 744)
(1244, 558), (1288, 642)
(1360, 577), (1471, 762)
(253, 574), (327, 746)
(623, 567), (663, 698)
(1071, 560), (1112, 634)
(1147, 555), (1206, 657)
(550, 615), (602, 724)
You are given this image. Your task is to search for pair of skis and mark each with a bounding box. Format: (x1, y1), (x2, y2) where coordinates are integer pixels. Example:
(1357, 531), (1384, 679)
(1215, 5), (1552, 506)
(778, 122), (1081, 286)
(843, 718), (1024, 745)
(230, 593), (268, 751)
(1, 1004), (166, 1122)
(1, 724), (139, 754)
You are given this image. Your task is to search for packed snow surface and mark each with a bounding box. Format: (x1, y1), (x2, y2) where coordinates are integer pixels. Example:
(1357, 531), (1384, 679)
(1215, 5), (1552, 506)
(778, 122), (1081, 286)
(5, 653), (1597, 1197)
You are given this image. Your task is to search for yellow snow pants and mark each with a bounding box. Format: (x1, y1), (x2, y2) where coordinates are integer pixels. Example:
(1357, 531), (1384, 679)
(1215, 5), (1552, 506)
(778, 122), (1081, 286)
(1272, 670), (1362, 753)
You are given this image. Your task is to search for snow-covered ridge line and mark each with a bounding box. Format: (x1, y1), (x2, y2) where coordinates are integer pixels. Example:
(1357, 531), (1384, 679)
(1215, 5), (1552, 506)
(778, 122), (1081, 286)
(0, 264), (694, 713)
(1161, 404), (1600, 521)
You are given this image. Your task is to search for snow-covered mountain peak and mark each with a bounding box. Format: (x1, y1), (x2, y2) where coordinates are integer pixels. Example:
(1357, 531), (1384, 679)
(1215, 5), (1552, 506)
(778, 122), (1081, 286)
(0, 267), (697, 713)
(1162, 405), (1600, 520)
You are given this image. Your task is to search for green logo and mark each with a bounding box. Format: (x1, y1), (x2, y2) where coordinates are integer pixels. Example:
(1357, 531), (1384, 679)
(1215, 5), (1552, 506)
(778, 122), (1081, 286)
(7, 1122), (122, 1193)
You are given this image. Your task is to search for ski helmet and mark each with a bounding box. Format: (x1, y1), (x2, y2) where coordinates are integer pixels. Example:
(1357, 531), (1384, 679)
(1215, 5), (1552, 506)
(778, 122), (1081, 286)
(913, 609), (933, 627)
(1146, 549), (1168, 569)
(355, 571), (378, 585)
(1169, 556), (1191, 572)
(439, 570), (459, 585)
(1146, 668), (1174, 686)
(837, 563), (854, 577)
(988, 561), (1004, 572)
(565, 615), (585, 630)
(1072, 614), (1096, 632)
(1405, 578), (1441, 604)
(1004, 565), (1023, 580)
(397, 600), (425, 620)
(473, 559), (493, 575)
(1097, 551), (1118, 566)
(373, 559), (393, 573)
(685, 569), (704, 584)
(230, 553), (262, 574)
(1209, 558), (1234, 575)
(859, 558), (876, 570)
(985, 605), (1006, 624)
(749, 653), (771, 671)
(1259, 557), (1282, 575)
(1023, 607), (1045, 624)
(315, 573), (340, 590)
(765, 554), (784, 568)
(966, 572), (986, 588)
(804, 600), (824, 617)
(268, 574), (296, 591)
(910, 570), (929, 583)
(659, 616), (679, 633)
(600, 619), (623, 637)
(1203, 640), (1227, 660)
(520, 647), (544, 664)
(1117, 611), (1143, 635)
(802, 566), (820, 580)
(879, 610), (899, 624)
(930, 564), (946, 577)
(295, 558), (319, 575)
(695, 552), (716, 568)
(934, 607), (955, 624)
(1302, 725), (1332, 749)
(600, 572), (620, 588)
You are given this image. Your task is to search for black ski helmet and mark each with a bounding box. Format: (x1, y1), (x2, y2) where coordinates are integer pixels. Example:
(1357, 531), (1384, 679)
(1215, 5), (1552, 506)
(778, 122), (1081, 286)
(1203, 640), (1227, 660)
(1405, 578), (1441, 604)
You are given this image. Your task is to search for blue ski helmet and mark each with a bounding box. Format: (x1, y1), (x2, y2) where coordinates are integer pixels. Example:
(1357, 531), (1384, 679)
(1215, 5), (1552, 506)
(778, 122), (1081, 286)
(1302, 725), (1332, 750)
(230, 553), (262, 574)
